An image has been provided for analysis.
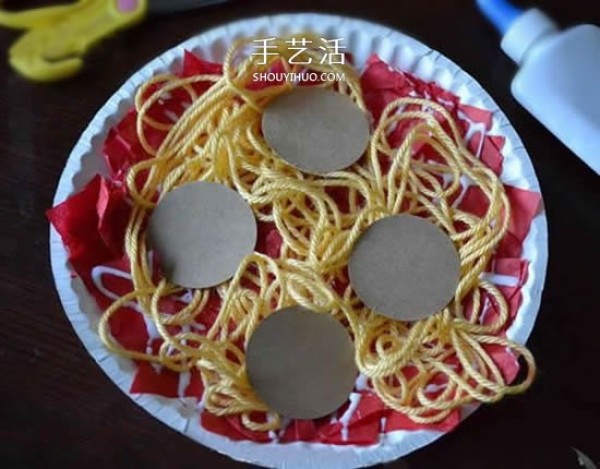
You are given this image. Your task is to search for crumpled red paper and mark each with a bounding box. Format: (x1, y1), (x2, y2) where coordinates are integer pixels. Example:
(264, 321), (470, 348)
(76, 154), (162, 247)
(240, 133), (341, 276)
(48, 51), (543, 447)
(47, 175), (130, 280)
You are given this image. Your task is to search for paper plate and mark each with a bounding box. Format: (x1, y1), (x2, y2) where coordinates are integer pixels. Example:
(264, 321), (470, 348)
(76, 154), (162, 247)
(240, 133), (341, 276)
(49, 13), (548, 469)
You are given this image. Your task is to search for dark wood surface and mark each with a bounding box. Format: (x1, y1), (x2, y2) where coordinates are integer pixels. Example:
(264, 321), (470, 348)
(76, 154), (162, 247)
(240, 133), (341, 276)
(1, 1), (599, 468)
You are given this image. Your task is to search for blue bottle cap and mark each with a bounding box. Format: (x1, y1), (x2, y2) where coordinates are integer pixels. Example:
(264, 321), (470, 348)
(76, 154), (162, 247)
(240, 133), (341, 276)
(476, 0), (523, 35)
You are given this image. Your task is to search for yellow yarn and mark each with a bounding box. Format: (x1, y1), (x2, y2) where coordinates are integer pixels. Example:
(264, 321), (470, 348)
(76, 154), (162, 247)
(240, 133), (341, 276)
(98, 35), (536, 432)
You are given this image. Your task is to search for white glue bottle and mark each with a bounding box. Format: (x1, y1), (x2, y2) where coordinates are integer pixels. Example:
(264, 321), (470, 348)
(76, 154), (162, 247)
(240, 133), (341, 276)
(477, 0), (600, 175)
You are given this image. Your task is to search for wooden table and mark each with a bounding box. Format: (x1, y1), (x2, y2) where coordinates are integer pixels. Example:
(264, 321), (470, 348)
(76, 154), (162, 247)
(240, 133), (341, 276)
(1, 0), (599, 467)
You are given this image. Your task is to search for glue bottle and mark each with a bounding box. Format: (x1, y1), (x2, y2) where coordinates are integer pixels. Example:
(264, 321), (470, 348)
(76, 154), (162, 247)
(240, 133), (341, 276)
(477, 0), (600, 175)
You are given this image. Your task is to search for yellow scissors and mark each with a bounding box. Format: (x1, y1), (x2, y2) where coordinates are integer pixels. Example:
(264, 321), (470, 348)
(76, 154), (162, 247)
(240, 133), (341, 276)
(0, 0), (226, 82)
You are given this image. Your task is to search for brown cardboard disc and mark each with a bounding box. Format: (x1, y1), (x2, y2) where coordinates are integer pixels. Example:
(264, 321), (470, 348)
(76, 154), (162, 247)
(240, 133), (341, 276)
(245, 306), (357, 419)
(348, 215), (460, 322)
(262, 87), (371, 175)
(147, 182), (257, 289)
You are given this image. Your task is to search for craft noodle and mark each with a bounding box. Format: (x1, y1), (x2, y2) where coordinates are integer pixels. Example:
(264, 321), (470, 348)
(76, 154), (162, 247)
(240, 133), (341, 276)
(98, 35), (536, 432)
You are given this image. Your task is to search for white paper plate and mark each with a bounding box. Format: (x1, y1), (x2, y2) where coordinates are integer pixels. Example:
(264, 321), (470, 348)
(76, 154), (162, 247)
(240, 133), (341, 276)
(49, 13), (548, 469)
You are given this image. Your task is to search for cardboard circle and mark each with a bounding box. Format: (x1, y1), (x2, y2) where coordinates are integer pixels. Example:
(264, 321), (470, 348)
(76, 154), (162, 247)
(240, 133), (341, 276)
(348, 215), (460, 322)
(262, 87), (371, 175)
(245, 306), (357, 419)
(147, 182), (257, 289)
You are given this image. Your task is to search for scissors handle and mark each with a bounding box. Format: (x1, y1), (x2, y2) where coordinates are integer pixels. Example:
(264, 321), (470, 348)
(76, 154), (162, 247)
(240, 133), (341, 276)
(0, 0), (147, 82)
